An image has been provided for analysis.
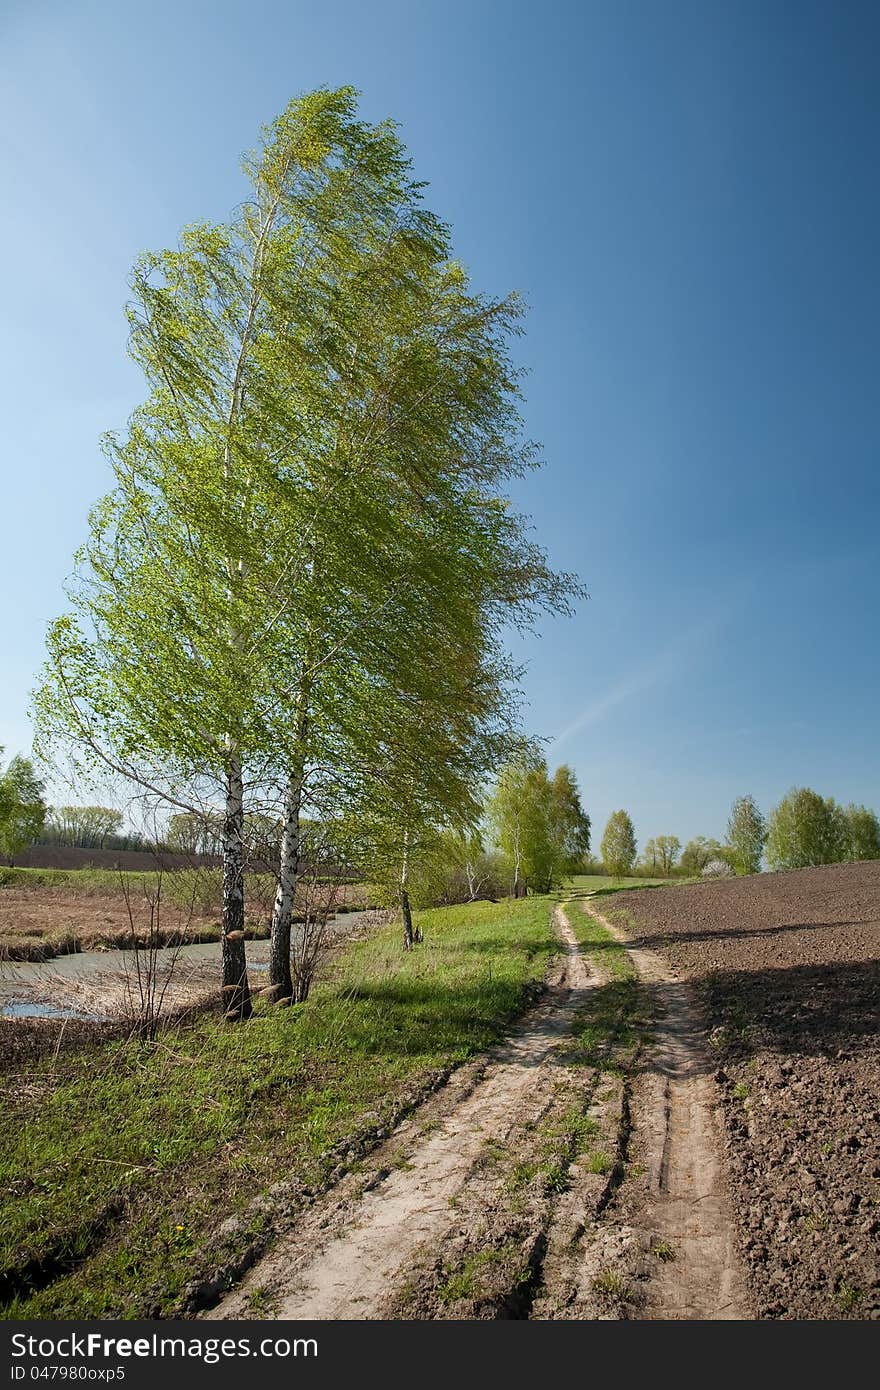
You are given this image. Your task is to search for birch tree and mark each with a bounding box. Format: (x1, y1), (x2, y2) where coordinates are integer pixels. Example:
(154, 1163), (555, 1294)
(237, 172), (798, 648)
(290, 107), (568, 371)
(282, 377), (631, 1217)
(35, 87), (582, 1010)
(600, 810), (637, 878)
(654, 834), (681, 876)
(844, 804), (880, 861)
(726, 794), (766, 875)
(35, 89), (438, 1017)
(253, 117), (581, 984)
(487, 758), (589, 895)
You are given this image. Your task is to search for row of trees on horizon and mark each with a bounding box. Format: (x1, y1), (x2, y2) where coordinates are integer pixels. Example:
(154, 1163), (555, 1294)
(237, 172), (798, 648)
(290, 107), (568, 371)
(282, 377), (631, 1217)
(594, 789), (880, 880)
(3, 743), (877, 900)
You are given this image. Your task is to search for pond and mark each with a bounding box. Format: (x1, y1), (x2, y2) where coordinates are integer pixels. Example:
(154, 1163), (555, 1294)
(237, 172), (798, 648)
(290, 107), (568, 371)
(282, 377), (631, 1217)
(0, 913), (369, 1020)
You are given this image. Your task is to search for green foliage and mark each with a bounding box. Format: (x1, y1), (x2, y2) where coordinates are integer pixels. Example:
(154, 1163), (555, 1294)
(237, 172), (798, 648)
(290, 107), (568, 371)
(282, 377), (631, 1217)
(653, 833), (681, 876)
(679, 835), (724, 875)
(34, 87), (582, 999)
(843, 804), (880, 861)
(486, 757), (590, 894)
(0, 752), (47, 864)
(397, 829), (509, 908)
(165, 811), (223, 857)
(726, 795), (766, 875)
(640, 837), (658, 872)
(42, 806), (123, 849)
(765, 787), (850, 870)
(599, 810), (637, 878)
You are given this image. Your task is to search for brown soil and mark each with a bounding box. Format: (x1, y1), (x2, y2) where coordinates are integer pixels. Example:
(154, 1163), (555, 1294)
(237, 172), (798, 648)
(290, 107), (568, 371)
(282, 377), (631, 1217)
(601, 861), (880, 1320)
(0, 887), (226, 960)
(0, 882), (366, 960)
(12, 846), (224, 872)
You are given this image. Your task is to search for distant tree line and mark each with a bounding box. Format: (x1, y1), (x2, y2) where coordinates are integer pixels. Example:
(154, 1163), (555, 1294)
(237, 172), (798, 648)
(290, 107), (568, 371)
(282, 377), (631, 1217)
(40, 805), (127, 849)
(765, 788), (880, 870)
(4, 736), (877, 902)
(590, 788), (879, 880)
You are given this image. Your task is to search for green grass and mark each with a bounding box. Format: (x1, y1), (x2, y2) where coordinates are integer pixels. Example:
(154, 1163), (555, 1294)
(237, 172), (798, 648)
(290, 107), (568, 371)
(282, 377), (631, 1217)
(0, 896), (555, 1320)
(837, 1282), (863, 1312)
(584, 1150), (614, 1175)
(437, 1242), (531, 1306)
(0, 866), (168, 893)
(592, 1269), (630, 1300)
(565, 873), (702, 901)
(0, 867), (366, 895)
(567, 873), (667, 892)
(651, 1239), (676, 1262)
(576, 913), (635, 980)
(0, 865), (275, 914)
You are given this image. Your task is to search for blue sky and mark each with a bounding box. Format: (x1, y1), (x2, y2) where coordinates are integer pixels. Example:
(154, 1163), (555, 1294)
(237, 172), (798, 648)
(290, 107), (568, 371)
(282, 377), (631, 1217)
(1, 0), (877, 847)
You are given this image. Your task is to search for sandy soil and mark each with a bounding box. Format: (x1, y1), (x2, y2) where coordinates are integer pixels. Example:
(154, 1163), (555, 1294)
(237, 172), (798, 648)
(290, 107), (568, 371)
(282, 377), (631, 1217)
(583, 904), (748, 1319)
(207, 903), (745, 1321)
(601, 861), (880, 1320)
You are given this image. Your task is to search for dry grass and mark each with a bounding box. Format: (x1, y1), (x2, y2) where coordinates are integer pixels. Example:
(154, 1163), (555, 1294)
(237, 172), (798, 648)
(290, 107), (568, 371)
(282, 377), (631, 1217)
(0, 873), (372, 961)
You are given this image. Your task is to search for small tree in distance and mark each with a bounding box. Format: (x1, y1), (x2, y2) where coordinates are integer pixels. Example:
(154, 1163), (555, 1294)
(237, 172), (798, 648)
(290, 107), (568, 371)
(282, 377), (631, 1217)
(765, 788), (849, 870)
(726, 795), (766, 875)
(844, 804), (880, 861)
(655, 834), (682, 876)
(600, 810), (637, 878)
(487, 758), (591, 896)
(680, 836), (722, 875)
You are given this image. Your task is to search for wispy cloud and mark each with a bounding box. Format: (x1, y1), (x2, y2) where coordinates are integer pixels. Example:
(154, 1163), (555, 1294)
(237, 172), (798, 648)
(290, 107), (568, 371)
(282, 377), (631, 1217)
(547, 612), (726, 755)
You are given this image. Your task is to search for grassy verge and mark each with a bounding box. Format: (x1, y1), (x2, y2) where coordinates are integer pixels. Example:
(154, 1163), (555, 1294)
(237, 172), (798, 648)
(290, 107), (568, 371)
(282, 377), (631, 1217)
(566, 874), (701, 901)
(0, 867), (232, 895)
(567, 874), (667, 892)
(562, 900), (643, 1083)
(1, 896), (555, 1320)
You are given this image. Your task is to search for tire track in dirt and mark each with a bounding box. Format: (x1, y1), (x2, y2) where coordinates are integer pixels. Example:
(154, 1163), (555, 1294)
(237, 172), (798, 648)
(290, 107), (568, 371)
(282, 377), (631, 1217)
(585, 902), (749, 1320)
(206, 906), (594, 1321)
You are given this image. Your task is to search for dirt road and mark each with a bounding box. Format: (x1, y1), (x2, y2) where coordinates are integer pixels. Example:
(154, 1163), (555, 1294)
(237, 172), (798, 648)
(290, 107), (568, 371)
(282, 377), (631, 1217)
(208, 906), (594, 1319)
(585, 904), (748, 1319)
(207, 901), (747, 1321)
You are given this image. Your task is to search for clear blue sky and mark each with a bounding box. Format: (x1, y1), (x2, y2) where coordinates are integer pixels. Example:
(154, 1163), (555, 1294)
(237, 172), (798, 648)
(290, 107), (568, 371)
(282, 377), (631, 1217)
(1, 0), (877, 847)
